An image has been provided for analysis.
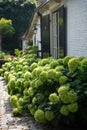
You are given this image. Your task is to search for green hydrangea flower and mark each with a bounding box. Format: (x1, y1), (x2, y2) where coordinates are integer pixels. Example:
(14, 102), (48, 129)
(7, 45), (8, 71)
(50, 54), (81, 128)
(23, 81), (30, 88)
(28, 87), (34, 96)
(10, 95), (18, 107)
(30, 63), (38, 71)
(57, 58), (63, 65)
(45, 111), (54, 121)
(24, 72), (31, 80)
(35, 67), (43, 77)
(58, 85), (70, 103)
(67, 102), (78, 112)
(30, 106), (37, 115)
(59, 93), (70, 104)
(35, 79), (43, 88)
(15, 79), (22, 88)
(4, 71), (9, 80)
(43, 64), (50, 71)
(32, 67), (43, 78)
(17, 98), (24, 107)
(68, 90), (78, 103)
(28, 104), (33, 110)
(32, 68), (37, 78)
(50, 60), (58, 68)
(30, 80), (36, 88)
(60, 105), (69, 116)
(22, 65), (29, 72)
(12, 107), (23, 115)
(63, 56), (75, 66)
(0, 69), (4, 75)
(55, 66), (64, 71)
(32, 97), (37, 104)
(49, 93), (59, 104)
(39, 71), (48, 82)
(34, 109), (45, 123)
(38, 59), (49, 66)
(47, 69), (56, 79)
(59, 76), (68, 85)
(78, 56), (85, 61)
(58, 85), (69, 94)
(8, 74), (15, 81)
(8, 78), (16, 89)
(53, 71), (63, 82)
(81, 58), (87, 70)
(68, 58), (79, 73)
(16, 64), (22, 71)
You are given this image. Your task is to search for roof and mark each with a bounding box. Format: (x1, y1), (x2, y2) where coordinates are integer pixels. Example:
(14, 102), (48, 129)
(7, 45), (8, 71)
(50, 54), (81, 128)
(21, 0), (49, 40)
(21, 0), (61, 40)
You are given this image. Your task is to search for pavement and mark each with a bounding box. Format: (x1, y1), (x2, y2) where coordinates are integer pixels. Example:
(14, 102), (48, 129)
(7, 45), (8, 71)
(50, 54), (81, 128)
(0, 76), (45, 130)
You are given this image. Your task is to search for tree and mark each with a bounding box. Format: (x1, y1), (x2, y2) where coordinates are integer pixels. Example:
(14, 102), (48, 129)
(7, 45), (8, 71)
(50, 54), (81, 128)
(0, 17), (15, 51)
(0, 0), (36, 51)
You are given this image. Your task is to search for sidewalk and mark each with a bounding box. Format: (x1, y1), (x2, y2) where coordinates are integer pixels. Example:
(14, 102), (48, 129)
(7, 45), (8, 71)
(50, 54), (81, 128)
(0, 76), (44, 130)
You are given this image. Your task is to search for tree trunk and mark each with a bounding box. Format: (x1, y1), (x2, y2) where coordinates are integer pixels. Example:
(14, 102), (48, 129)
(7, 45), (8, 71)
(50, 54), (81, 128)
(0, 34), (2, 51)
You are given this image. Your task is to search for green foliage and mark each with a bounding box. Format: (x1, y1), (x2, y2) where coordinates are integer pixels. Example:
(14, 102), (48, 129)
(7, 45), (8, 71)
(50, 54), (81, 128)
(0, 51), (5, 59)
(0, 17), (15, 36)
(29, 105), (37, 115)
(14, 49), (20, 57)
(29, 0), (37, 5)
(0, 0), (36, 51)
(1, 53), (87, 127)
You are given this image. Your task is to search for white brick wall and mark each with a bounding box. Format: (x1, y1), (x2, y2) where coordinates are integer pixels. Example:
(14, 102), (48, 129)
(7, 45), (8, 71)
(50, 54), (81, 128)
(65, 0), (87, 57)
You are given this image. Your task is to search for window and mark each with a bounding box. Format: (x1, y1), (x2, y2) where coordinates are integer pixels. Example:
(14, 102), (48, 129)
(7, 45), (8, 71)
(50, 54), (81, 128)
(52, 6), (66, 58)
(41, 14), (50, 57)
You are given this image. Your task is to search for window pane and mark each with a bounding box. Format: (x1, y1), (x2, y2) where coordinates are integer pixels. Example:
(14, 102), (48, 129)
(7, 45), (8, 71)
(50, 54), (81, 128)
(59, 7), (65, 58)
(52, 6), (66, 58)
(41, 14), (50, 56)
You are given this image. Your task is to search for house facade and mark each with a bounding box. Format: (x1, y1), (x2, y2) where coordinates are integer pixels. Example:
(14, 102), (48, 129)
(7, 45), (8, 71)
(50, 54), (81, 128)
(22, 0), (87, 58)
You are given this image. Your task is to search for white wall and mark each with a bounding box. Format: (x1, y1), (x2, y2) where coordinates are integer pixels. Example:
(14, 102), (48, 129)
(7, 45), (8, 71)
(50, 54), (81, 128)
(65, 0), (87, 57)
(22, 40), (28, 50)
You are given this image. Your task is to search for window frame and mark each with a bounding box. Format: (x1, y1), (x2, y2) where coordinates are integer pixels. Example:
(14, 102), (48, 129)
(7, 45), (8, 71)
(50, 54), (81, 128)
(52, 6), (67, 58)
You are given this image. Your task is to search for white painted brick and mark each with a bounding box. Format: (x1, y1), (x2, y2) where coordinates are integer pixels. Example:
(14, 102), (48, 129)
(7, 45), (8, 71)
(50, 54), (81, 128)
(65, 0), (87, 57)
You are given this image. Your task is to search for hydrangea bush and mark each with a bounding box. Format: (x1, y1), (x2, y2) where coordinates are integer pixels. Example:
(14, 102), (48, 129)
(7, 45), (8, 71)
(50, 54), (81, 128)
(0, 48), (87, 128)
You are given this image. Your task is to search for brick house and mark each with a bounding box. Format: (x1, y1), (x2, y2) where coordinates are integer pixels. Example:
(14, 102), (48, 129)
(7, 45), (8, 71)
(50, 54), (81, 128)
(22, 0), (87, 58)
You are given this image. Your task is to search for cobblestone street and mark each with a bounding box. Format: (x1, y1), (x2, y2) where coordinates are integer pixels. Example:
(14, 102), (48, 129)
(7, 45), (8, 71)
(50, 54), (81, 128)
(0, 76), (45, 130)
